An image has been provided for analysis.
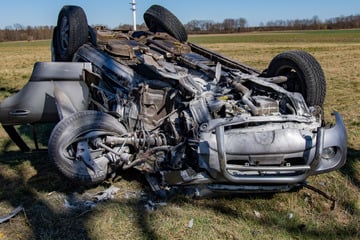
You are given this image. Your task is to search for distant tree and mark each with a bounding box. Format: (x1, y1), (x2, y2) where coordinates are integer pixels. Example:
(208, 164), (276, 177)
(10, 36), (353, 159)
(223, 18), (236, 32)
(235, 18), (247, 31)
(185, 20), (202, 32)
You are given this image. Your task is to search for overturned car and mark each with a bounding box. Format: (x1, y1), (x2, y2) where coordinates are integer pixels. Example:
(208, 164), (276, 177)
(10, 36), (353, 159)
(0, 5), (347, 197)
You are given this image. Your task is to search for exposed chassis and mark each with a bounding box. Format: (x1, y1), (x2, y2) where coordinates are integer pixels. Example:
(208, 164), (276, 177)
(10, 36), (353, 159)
(0, 5), (347, 196)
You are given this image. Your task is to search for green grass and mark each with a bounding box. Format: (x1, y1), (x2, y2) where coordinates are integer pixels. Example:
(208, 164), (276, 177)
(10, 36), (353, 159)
(0, 30), (359, 239)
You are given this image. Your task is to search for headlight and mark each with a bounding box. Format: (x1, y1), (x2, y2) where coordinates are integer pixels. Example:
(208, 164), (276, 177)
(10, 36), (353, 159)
(322, 147), (337, 159)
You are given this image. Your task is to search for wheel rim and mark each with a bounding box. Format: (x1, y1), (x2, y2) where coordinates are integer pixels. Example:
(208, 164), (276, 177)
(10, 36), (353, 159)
(59, 16), (70, 52)
(61, 130), (111, 160)
(58, 131), (116, 178)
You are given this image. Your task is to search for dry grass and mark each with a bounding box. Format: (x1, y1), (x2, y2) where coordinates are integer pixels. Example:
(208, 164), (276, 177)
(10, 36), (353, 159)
(0, 31), (359, 240)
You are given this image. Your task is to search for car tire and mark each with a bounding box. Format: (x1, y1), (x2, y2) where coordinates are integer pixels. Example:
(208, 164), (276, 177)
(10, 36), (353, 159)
(266, 50), (326, 107)
(51, 26), (59, 61)
(53, 5), (89, 61)
(88, 25), (97, 47)
(144, 5), (188, 42)
(48, 111), (127, 184)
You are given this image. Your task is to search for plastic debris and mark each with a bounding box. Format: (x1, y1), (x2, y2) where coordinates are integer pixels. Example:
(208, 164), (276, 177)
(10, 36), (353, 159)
(0, 205), (24, 224)
(64, 199), (96, 210)
(253, 210), (261, 218)
(187, 218), (194, 228)
(144, 200), (167, 212)
(63, 185), (120, 211)
(92, 186), (120, 201)
(124, 191), (139, 199)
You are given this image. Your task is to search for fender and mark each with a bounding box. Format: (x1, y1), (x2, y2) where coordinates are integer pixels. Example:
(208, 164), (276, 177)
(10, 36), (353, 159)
(0, 62), (92, 151)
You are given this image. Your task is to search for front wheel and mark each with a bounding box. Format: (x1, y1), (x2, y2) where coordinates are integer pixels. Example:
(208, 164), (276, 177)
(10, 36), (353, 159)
(266, 50), (326, 107)
(48, 111), (127, 185)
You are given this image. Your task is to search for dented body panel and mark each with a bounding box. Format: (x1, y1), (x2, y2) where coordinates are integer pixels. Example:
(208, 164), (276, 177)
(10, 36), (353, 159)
(0, 5), (348, 196)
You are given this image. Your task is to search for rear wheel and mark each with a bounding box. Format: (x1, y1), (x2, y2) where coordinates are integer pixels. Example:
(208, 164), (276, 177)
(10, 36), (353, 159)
(266, 50), (326, 107)
(144, 5), (188, 42)
(48, 111), (127, 184)
(53, 5), (89, 61)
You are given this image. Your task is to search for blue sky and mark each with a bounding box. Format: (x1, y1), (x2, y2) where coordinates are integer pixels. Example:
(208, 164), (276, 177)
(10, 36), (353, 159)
(1, 0), (360, 29)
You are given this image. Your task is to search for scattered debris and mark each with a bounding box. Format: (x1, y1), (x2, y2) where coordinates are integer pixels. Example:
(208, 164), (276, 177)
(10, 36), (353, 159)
(63, 185), (120, 211)
(303, 183), (336, 210)
(64, 199), (96, 210)
(304, 193), (311, 203)
(288, 213), (294, 219)
(144, 200), (167, 212)
(253, 210), (261, 219)
(92, 186), (120, 202)
(0, 205), (24, 224)
(187, 218), (194, 228)
(123, 190), (149, 200)
(59, 185), (168, 214)
(124, 191), (139, 199)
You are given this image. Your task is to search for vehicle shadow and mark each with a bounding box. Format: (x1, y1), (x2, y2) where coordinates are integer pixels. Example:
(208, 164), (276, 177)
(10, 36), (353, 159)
(0, 148), (95, 239)
(0, 122), (54, 153)
(340, 147), (360, 189)
(0, 130), (359, 239)
(0, 123), (161, 239)
(0, 143), (161, 239)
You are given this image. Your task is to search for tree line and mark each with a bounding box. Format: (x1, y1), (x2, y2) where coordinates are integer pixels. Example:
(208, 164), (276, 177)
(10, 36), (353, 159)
(184, 14), (360, 33)
(1, 13), (360, 42)
(0, 25), (53, 42)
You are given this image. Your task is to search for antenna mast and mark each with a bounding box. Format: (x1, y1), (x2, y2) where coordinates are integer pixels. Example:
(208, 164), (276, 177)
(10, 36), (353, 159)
(131, 0), (137, 31)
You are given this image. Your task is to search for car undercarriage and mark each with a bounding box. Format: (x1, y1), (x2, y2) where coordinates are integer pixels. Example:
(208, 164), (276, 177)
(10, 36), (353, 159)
(0, 5), (347, 198)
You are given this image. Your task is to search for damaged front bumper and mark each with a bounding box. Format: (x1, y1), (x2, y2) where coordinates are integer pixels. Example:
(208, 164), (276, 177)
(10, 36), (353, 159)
(199, 111), (347, 185)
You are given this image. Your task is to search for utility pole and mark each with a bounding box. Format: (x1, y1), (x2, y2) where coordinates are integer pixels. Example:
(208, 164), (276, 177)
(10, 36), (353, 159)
(131, 0), (137, 31)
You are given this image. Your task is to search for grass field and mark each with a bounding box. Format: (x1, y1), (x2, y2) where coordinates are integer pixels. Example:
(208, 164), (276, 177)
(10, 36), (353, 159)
(0, 30), (359, 240)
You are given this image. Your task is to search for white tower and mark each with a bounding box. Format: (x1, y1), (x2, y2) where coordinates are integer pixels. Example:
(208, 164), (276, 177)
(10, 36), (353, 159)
(131, 0), (137, 31)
